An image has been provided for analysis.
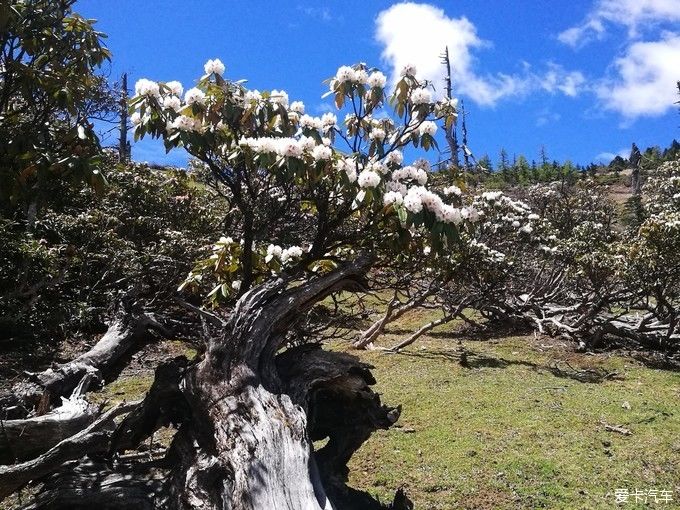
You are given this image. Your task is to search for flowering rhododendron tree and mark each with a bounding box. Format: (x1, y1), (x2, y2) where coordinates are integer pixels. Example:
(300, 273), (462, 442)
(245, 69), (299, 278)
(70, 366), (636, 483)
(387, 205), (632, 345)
(122, 60), (469, 509)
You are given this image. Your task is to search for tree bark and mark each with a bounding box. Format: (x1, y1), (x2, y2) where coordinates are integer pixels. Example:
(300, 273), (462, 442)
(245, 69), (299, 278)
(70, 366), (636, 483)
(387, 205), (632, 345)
(6, 257), (412, 509)
(1, 310), (170, 416)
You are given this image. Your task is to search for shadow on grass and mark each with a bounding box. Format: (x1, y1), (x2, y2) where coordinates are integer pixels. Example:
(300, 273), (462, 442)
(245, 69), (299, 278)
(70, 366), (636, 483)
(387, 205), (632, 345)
(393, 348), (620, 384)
(630, 352), (680, 372)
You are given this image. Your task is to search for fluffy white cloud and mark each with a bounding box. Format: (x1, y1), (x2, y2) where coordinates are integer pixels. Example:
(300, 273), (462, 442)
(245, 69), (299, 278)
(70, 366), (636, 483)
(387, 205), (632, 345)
(596, 32), (680, 119)
(559, 0), (680, 47)
(375, 2), (585, 106)
(594, 148), (629, 163)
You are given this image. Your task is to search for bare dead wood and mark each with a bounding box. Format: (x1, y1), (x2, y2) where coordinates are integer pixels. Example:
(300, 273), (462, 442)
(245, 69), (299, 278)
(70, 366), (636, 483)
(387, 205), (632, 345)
(600, 420), (632, 436)
(0, 402), (137, 500)
(0, 374), (100, 464)
(19, 460), (165, 510)
(2, 311), (171, 414)
(353, 285), (439, 349)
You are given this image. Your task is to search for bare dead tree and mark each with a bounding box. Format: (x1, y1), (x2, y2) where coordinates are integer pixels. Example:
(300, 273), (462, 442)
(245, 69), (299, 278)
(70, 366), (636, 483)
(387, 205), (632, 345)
(118, 72), (130, 162)
(440, 46), (459, 169)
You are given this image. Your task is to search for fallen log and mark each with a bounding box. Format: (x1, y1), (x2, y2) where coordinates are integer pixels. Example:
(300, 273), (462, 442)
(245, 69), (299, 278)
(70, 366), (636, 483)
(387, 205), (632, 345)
(0, 401), (137, 500)
(1, 310), (170, 415)
(0, 374), (100, 464)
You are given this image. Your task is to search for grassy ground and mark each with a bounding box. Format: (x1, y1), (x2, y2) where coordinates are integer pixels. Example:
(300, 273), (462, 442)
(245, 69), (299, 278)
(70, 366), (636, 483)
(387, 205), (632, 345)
(5, 310), (677, 510)
(344, 328), (680, 509)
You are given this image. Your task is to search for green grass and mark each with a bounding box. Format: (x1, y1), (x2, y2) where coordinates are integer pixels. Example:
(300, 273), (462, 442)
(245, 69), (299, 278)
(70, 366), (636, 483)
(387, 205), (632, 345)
(344, 334), (680, 509)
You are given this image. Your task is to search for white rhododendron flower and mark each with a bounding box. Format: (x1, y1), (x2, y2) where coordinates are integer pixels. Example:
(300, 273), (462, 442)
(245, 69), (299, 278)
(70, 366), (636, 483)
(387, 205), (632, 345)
(130, 112), (142, 126)
(299, 115), (321, 130)
(266, 244), (283, 262)
(185, 87), (206, 106)
(298, 136), (316, 151)
(281, 246), (303, 264)
(401, 63), (417, 77)
(410, 88), (432, 105)
(370, 161), (389, 175)
(290, 101), (305, 114)
(483, 191), (503, 201)
(369, 128), (386, 141)
(403, 190), (423, 213)
(270, 89), (289, 107)
(171, 115), (196, 131)
(367, 71), (387, 88)
(278, 139), (303, 158)
(321, 112), (337, 128)
(415, 168), (428, 185)
(165, 80), (183, 96)
(419, 121), (437, 136)
(354, 69), (369, 85)
(163, 95), (182, 112)
(383, 191), (404, 206)
(312, 145), (332, 161)
(244, 90), (262, 103)
(335, 65), (356, 83)
(358, 170), (381, 188)
(443, 185), (462, 196)
(204, 58), (225, 76)
(386, 150), (403, 165)
(135, 78), (159, 98)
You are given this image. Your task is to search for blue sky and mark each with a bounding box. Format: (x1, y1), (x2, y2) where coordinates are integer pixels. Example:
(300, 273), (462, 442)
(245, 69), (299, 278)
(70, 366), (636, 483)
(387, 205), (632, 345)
(79, 0), (680, 168)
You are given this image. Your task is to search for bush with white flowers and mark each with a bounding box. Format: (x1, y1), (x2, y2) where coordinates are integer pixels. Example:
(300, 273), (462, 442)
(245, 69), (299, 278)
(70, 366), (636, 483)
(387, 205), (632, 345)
(131, 61), (465, 302)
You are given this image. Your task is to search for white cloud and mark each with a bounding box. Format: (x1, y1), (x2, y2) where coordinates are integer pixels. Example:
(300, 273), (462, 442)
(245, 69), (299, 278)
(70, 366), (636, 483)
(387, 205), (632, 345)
(593, 148), (629, 163)
(596, 32), (680, 119)
(536, 109), (561, 127)
(540, 63), (586, 97)
(559, 0), (680, 47)
(375, 2), (585, 106)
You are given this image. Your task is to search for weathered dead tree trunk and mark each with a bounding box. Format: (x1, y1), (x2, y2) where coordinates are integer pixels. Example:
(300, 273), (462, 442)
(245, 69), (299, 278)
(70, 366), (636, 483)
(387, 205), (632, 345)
(155, 255), (407, 509)
(1, 310), (170, 416)
(0, 375), (100, 464)
(4, 258), (412, 509)
(0, 402), (135, 500)
(353, 286), (438, 349)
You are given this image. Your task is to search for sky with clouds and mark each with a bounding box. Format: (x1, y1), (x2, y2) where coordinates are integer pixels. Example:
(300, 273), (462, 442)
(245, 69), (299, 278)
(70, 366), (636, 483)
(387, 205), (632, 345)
(79, 0), (680, 167)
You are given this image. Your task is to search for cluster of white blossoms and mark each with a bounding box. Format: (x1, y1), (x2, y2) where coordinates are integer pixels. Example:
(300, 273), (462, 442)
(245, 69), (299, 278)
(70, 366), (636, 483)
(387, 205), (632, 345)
(204, 58), (225, 76)
(165, 80), (183, 96)
(401, 63), (417, 77)
(401, 186), (475, 225)
(135, 78), (160, 98)
(390, 165), (428, 186)
(385, 150), (403, 166)
(269, 89), (289, 107)
(332, 66), (387, 89)
(336, 157), (358, 183)
(266, 244), (304, 264)
(239, 135), (319, 159)
(290, 101), (305, 114)
(358, 169), (381, 188)
(368, 127), (386, 141)
(185, 87), (206, 106)
(163, 95), (182, 112)
(418, 121), (437, 137)
(170, 115), (202, 132)
(443, 185), (462, 196)
(410, 88), (432, 105)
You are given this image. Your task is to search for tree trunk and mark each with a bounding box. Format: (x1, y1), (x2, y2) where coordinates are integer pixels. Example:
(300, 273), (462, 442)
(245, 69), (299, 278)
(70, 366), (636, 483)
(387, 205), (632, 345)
(3, 257), (412, 509)
(160, 256), (406, 509)
(1, 310), (169, 416)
